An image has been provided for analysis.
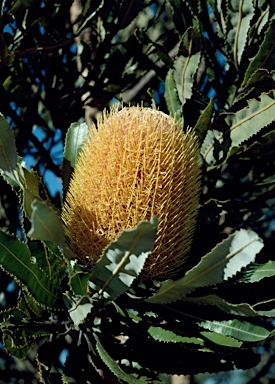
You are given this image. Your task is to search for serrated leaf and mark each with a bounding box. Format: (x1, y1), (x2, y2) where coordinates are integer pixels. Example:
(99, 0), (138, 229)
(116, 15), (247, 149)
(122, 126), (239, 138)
(202, 91), (275, 165)
(242, 261), (275, 283)
(3, 333), (36, 360)
(90, 217), (158, 300)
(201, 331), (242, 348)
(173, 26), (201, 106)
(242, 19), (275, 88)
(198, 319), (270, 342)
(185, 295), (260, 317)
(194, 98), (215, 144)
(0, 231), (61, 307)
(148, 326), (204, 345)
(227, 0), (254, 68)
(68, 297), (93, 325)
(27, 199), (65, 250)
(164, 68), (183, 124)
(146, 229), (263, 304)
(224, 229), (263, 279)
(94, 334), (143, 384)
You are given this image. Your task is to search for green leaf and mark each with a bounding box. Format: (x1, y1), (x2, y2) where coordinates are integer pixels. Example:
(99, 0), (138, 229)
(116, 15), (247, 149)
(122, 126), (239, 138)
(173, 25), (201, 106)
(146, 229), (263, 304)
(0, 113), (19, 185)
(63, 121), (89, 169)
(94, 334), (142, 384)
(22, 167), (49, 218)
(148, 326), (204, 345)
(90, 217), (158, 300)
(70, 269), (90, 296)
(227, 0), (254, 68)
(63, 121), (89, 195)
(201, 331), (242, 348)
(202, 91), (275, 165)
(27, 199), (65, 250)
(242, 261), (275, 283)
(185, 295), (260, 317)
(242, 19), (275, 88)
(0, 231), (61, 308)
(194, 98), (215, 144)
(3, 333), (36, 360)
(67, 295), (94, 325)
(198, 319), (270, 342)
(164, 68), (183, 124)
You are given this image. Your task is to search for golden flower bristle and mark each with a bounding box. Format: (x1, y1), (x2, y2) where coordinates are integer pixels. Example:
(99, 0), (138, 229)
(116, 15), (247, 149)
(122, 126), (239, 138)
(62, 106), (201, 280)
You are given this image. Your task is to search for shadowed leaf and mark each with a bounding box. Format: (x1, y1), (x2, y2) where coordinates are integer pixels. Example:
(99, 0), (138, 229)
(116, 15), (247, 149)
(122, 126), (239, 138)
(0, 231), (61, 307)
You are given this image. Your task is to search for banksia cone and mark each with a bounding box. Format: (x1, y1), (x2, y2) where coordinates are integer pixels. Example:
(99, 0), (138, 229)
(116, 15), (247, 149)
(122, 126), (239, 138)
(62, 106), (201, 280)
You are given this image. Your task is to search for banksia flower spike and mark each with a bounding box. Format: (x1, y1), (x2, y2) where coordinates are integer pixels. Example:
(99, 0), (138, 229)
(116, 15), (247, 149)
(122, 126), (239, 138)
(62, 106), (201, 280)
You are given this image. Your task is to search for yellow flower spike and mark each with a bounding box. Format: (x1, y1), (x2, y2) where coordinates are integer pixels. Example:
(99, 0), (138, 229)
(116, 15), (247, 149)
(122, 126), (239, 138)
(62, 106), (201, 280)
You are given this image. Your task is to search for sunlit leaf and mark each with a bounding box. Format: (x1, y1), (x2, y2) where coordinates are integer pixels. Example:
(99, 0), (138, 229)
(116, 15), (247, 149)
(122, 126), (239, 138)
(63, 122), (89, 169)
(90, 217), (158, 300)
(146, 229), (263, 304)
(201, 331), (242, 348)
(68, 296), (94, 325)
(198, 319), (270, 342)
(148, 326), (204, 345)
(242, 261), (275, 283)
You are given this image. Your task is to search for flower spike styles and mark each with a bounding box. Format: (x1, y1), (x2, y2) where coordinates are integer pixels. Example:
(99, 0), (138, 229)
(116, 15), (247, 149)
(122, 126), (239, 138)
(62, 107), (201, 280)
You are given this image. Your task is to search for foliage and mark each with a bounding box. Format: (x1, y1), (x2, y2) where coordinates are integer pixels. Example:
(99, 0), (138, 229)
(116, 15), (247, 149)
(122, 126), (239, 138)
(0, 0), (275, 383)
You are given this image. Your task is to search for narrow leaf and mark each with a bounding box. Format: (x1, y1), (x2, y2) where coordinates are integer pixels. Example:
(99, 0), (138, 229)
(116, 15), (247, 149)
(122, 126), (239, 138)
(146, 229), (263, 304)
(173, 26), (201, 106)
(0, 231), (61, 307)
(194, 98), (215, 144)
(164, 68), (183, 124)
(242, 261), (275, 283)
(90, 217), (158, 300)
(242, 19), (275, 88)
(94, 334), (142, 384)
(198, 319), (270, 342)
(201, 331), (242, 348)
(27, 200), (65, 250)
(185, 295), (260, 317)
(148, 326), (204, 345)
(0, 114), (19, 185)
(227, 0), (254, 67)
